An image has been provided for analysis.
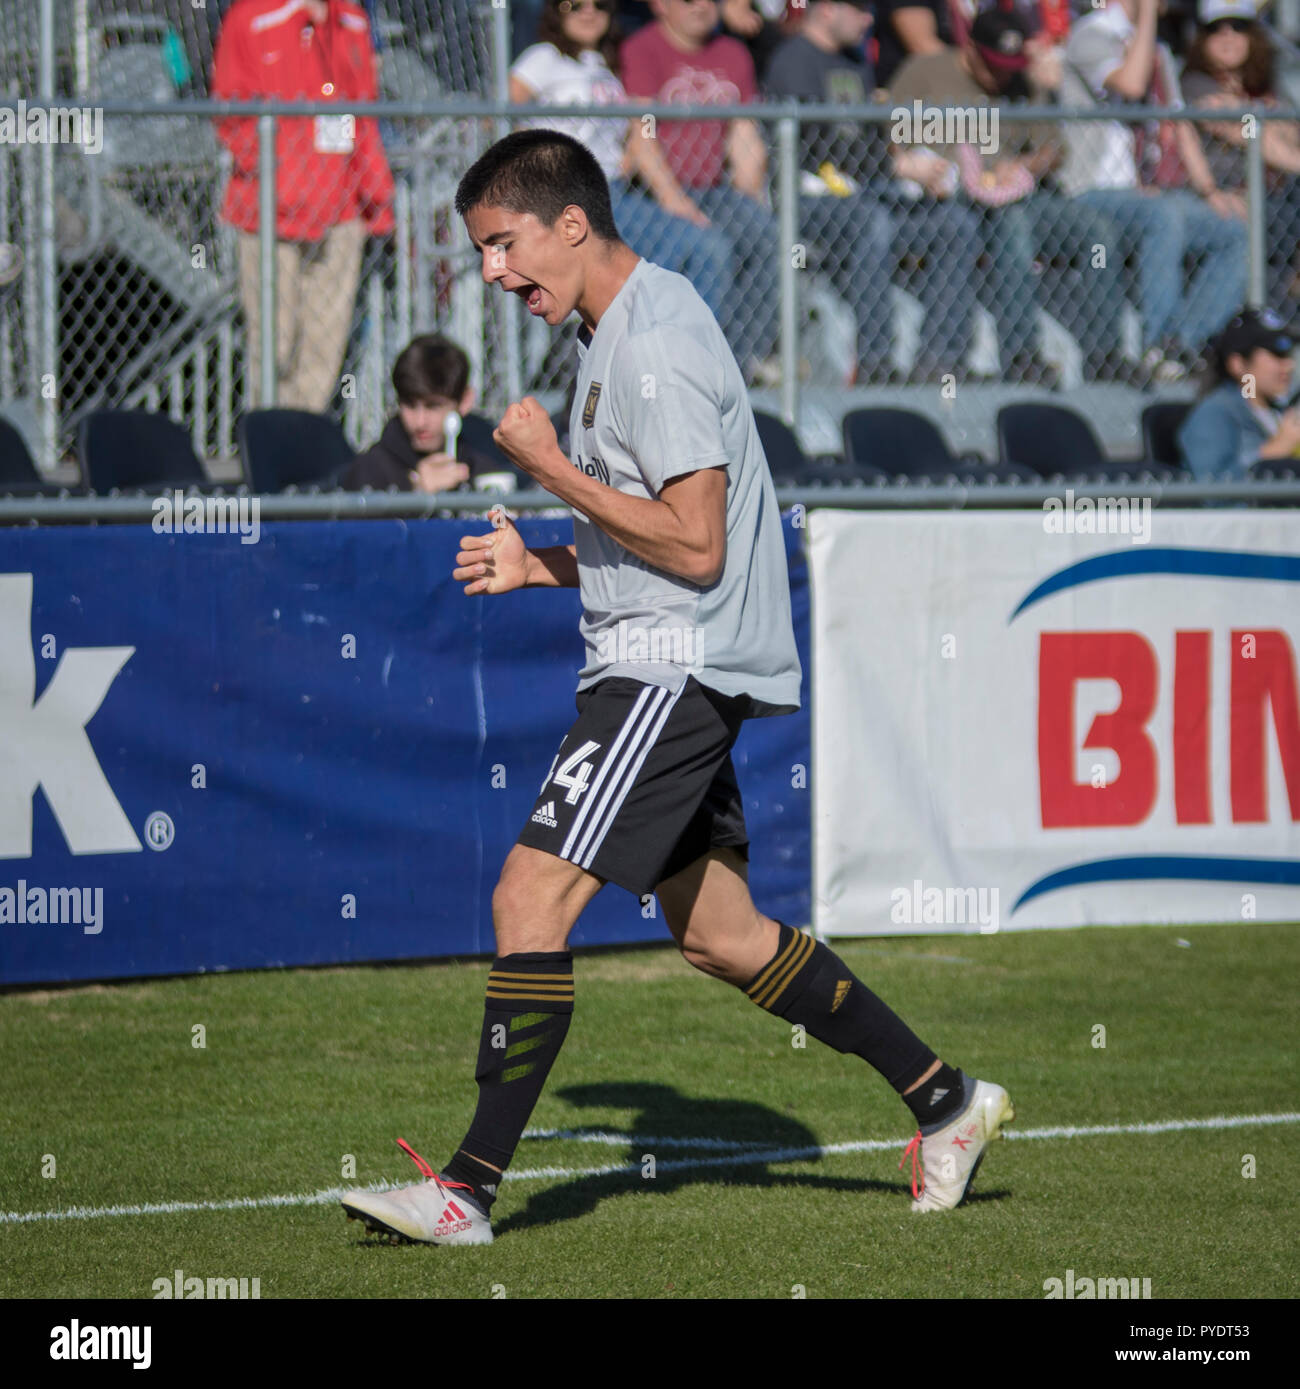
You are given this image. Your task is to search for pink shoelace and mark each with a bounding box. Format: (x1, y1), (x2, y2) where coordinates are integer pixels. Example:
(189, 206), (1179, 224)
(395, 1137), (475, 1192)
(899, 1130), (925, 1199)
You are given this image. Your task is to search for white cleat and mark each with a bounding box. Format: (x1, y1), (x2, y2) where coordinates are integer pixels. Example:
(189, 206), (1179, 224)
(899, 1074), (1015, 1213)
(341, 1139), (494, 1245)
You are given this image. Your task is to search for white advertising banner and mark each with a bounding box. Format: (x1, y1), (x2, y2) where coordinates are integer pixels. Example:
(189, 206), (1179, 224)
(808, 509), (1300, 934)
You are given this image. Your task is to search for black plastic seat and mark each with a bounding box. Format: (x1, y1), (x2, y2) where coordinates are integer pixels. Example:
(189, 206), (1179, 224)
(1141, 401), (1194, 472)
(0, 417), (49, 494)
(996, 402), (1108, 478)
(238, 409), (353, 492)
(77, 410), (205, 492)
(842, 407), (985, 476)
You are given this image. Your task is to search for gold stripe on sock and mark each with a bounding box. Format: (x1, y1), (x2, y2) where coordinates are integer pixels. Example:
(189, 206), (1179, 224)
(485, 990), (574, 1004)
(745, 929), (805, 1000)
(751, 930), (815, 1011)
(485, 981), (574, 994)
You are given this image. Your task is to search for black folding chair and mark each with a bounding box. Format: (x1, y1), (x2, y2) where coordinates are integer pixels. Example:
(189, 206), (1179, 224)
(238, 409), (353, 492)
(77, 410), (205, 492)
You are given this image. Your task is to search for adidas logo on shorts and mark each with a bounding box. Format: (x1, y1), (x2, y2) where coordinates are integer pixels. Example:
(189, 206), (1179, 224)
(531, 800), (558, 828)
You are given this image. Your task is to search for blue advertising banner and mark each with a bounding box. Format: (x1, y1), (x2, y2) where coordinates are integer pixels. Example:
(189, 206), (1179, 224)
(0, 517), (810, 985)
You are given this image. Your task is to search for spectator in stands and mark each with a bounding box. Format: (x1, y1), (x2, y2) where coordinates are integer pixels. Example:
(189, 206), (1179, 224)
(1058, 0), (1247, 384)
(765, 0), (979, 382)
(342, 334), (489, 492)
(621, 0), (782, 382)
(212, 0), (394, 413)
(510, 0), (733, 322)
(718, 0), (789, 81)
(1178, 308), (1300, 478)
(1181, 0), (1300, 303)
(889, 3), (1127, 383)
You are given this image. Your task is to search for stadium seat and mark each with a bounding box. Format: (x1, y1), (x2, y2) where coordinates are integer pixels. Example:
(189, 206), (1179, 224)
(754, 409), (814, 484)
(842, 407), (1034, 484)
(996, 402), (1108, 479)
(0, 416), (45, 493)
(238, 409), (353, 493)
(77, 410), (205, 493)
(843, 407), (971, 475)
(756, 409), (886, 487)
(1141, 401), (1194, 470)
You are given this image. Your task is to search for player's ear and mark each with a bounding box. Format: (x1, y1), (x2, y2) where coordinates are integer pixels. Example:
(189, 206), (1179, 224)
(460, 385), (476, 413)
(559, 204), (589, 247)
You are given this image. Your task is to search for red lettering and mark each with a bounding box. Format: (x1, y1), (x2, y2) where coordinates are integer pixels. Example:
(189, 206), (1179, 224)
(1173, 631), (1211, 824)
(1230, 629), (1300, 822)
(1038, 632), (1158, 828)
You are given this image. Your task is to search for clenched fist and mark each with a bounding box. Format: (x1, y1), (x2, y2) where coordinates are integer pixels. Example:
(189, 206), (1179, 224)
(492, 396), (563, 486)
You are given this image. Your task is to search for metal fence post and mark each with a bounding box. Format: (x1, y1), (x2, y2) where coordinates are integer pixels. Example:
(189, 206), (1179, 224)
(1245, 112), (1266, 311)
(777, 110), (799, 429)
(257, 113), (277, 408)
(491, 2), (522, 409)
(38, 0), (57, 472)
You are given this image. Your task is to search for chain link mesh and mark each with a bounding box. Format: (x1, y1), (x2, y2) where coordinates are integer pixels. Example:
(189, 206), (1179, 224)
(0, 2), (1294, 481)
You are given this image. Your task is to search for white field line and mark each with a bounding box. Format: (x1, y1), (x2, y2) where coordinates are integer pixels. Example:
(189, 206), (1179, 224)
(2, 1112), (1295, 1227)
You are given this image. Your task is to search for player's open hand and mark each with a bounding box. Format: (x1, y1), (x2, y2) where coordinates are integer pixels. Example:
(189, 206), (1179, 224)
(453, 508), (530, 595)
(493, 396), (562, 485)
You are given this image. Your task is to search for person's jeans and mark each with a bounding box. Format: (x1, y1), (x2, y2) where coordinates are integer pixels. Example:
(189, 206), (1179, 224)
(886, 195), (981, 374)
(236, 219), (365, 410)
(1266, 176), (1300, 305)
(608, 179), (733, 323)
(979, 193), (1126, 367)
(1076, 187), (1247, 352)
(797, 192), (894, 370)
(693, 184), (782, 368)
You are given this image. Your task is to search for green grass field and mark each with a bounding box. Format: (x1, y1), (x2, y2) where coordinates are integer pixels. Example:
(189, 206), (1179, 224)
(2, 920), (1296, 1300)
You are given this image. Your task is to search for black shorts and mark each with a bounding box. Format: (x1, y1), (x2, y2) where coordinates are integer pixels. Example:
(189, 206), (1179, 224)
(516, 676), (751, 897)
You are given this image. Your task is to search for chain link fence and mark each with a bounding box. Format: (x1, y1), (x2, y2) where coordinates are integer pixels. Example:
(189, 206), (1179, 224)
(1, 1), (1299, 482)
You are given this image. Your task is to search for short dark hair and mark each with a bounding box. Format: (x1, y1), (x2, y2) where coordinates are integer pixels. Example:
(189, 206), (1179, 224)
(391, 334), (470, 404)
(454, 129), (621, 242)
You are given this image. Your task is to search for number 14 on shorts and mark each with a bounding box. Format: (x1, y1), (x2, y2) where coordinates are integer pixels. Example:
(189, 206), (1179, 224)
(543, 740), (601, 804)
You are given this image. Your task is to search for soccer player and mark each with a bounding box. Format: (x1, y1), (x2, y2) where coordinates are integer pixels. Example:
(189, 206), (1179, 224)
(340, 130), (1014, 1245)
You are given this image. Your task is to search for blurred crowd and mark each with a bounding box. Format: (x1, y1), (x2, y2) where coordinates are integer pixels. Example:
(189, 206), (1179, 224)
(7, 0), (1300, 485)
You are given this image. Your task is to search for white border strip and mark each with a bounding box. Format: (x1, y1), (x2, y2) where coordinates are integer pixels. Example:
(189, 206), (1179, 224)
(3, 1112), (1295, 1226)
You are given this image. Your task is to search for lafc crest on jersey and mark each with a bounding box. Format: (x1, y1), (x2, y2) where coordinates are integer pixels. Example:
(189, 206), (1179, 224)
(582, 381), (603, 429)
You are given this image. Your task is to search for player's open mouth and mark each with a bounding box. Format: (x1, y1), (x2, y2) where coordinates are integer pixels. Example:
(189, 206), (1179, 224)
(516, 284), (544, 314)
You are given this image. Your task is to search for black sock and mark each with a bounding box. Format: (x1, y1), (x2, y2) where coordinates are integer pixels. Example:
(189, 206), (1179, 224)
(742, 922), (943, 1094)
(443, 951), (574, 1211)
(901, 1062), (965, 1127)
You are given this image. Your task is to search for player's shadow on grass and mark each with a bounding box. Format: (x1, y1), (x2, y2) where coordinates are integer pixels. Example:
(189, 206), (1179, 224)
(493, 1081), (1009, 1235)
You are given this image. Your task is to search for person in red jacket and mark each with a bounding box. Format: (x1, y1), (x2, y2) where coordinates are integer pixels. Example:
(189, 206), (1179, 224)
(212, 0), (394, 412)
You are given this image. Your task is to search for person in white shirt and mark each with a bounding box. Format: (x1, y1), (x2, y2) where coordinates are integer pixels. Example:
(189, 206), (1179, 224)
(1059, 0), (1247, 382)
(510, 0), (733, 321)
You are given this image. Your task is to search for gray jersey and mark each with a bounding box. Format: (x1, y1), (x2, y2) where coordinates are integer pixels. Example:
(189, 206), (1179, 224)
(568, 258), (801, 715)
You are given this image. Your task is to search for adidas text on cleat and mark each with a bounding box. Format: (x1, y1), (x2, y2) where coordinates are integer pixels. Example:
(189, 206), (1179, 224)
(341, 1139), (494, 1245)
(899, 1074), (1015, 1213)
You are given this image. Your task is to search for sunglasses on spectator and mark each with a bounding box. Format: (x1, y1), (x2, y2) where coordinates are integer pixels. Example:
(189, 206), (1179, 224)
(557, 0), (613, 14)
(1204, 18), (1252, 33)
